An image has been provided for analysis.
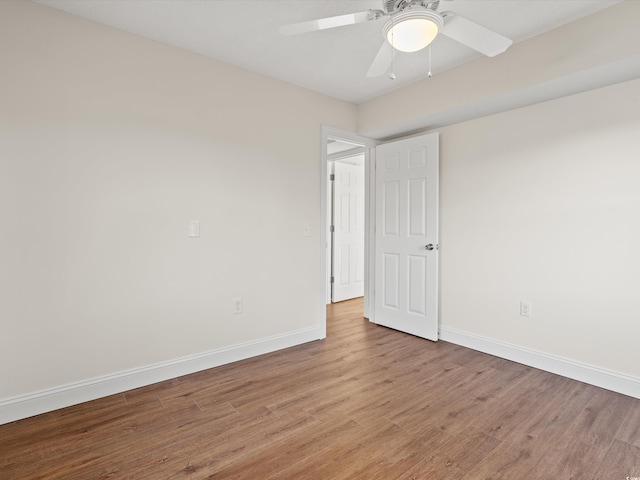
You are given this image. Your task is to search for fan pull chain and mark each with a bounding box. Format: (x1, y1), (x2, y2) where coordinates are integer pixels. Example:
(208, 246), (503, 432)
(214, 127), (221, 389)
(390, 18), (396, 80)
(428, 45), (433, 78)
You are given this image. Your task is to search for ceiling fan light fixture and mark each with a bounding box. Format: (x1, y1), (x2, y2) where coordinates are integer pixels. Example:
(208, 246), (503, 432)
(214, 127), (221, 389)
(384, 10), (443, 53)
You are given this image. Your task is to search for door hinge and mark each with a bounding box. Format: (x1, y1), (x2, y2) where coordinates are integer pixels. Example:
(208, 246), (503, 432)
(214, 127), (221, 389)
(330, 225), (335, 233)
(330, 174), (335, 181)
(330, 276), (334, 283)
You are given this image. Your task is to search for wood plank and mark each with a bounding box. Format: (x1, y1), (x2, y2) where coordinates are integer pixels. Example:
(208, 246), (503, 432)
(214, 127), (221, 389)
(617, 398), (640, 448)
(396, 427), (502, 479)
(526, 387), (637, 480)
(461, 382), (598, 480)
(591, 439), (640, 480)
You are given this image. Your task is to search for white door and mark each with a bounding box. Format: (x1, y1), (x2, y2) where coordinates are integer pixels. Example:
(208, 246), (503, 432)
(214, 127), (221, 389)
(332, 161), (365, 302)
(374, 133), (439, 340)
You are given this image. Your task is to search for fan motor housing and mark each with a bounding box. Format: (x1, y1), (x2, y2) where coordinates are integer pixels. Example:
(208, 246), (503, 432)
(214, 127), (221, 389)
(383, 0), (403, 13)
(383, 0), (439, 14)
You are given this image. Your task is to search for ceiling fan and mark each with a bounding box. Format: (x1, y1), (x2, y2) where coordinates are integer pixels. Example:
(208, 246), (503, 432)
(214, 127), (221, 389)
(280, 0), (513, 78)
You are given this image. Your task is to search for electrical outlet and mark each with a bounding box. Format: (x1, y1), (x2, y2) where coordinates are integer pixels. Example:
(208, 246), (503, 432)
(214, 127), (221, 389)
(233, 297), (243, 315)
(520, 301), (531, 318)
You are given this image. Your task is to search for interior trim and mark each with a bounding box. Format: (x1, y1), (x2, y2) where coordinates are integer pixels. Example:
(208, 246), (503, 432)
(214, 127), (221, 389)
(0, 326), (323, 426)
(440, 326), (640, 399)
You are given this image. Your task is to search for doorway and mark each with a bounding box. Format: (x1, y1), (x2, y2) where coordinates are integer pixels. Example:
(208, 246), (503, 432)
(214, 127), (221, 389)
(319, 126), (440, 342)
(319, 127), (376, 337)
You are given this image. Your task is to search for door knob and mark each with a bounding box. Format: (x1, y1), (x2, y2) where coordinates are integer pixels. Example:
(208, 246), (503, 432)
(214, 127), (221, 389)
(425, 244), (434, 251)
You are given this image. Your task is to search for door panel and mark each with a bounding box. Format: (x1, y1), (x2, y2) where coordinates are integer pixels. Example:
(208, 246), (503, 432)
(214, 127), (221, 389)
(374, 133), (439, 340)
(383, 253), (400, 309)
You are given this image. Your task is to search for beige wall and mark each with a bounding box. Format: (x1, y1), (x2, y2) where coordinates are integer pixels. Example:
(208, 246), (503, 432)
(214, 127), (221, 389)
(0, 1), (356, 400)
(438, 78), (640, 377)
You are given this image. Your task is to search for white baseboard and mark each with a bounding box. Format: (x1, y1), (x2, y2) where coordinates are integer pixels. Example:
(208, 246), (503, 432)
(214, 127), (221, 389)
(440, 326), (640, 399)
(0, 326), (323, 426)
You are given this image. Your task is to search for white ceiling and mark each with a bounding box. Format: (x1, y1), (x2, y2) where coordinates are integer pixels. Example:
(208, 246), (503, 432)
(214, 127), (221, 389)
(35, 0), (623, 104)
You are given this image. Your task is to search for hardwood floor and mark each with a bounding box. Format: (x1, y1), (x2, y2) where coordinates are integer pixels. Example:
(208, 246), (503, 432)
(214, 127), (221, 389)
(2, 298), (639, 479)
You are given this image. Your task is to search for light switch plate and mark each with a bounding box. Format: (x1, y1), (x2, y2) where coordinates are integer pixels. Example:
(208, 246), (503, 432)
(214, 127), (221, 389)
(233, 297), (243, 314)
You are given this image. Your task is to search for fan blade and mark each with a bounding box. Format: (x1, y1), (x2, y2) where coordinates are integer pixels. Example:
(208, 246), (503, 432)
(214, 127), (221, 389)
(366, 41), (394, 78)
(440, 13), (512, 57)
(280, 11), (373, 36)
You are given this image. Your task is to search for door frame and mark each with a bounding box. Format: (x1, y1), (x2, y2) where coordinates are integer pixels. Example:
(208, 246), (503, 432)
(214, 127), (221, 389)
(319, 126), (378, 337)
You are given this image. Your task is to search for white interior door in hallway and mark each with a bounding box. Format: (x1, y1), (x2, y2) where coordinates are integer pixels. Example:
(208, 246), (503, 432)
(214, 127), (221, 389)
(332, 160), (365, 302)
(374, 133), (439, 341)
